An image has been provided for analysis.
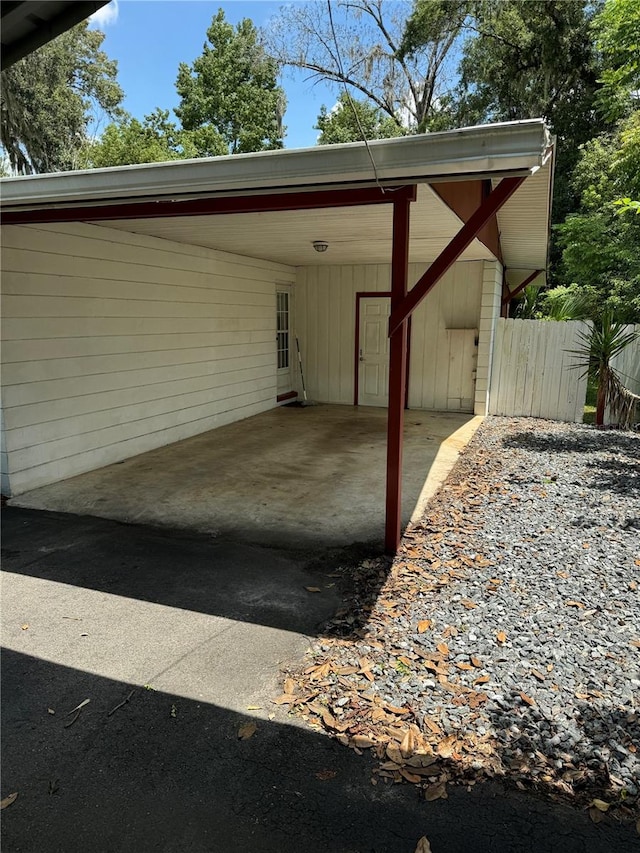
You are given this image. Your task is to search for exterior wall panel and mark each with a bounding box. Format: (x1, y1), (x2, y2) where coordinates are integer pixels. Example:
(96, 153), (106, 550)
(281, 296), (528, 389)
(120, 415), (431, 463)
(1, 222), (294, 495)
(294, 261), (484, 411)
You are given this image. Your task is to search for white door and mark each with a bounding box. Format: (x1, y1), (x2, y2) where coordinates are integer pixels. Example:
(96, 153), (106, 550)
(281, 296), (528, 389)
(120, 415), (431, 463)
(358, 297), (390, 407)
(276, 287), (292, 396)
(446, 328), (478, 411)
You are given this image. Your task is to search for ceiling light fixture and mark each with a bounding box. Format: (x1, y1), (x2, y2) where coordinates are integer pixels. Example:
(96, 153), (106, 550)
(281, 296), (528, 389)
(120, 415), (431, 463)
(312, 240), (329, 253)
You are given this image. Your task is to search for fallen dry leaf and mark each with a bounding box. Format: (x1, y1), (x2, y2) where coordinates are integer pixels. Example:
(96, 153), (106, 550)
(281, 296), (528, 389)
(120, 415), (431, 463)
(399, 768), (422, 784)
(470, 656), (482, 667)
(473, 675), (490, 685)
(436, 642), (449, 657)
(496, 631), (507, 644)
(589, 806), (605, 824)
(246, 705), (262, 711)
(47, 708), (55, 715)
(531, 670), (546, 682)
(284, 678), (296, 695)
(352, 734), (376, 749)
(436, 734), (457, 758)
(424, 781), (448, 801)
(590, 798), (610, 812)
(273, 693), (297, 705)
(238, 721), (257, 740)
(385, 703), (410, 715)
(461, 599), (478, 610)
(417, 620), (432, 633)
(565, 600), (585, 609)
(415, 836), (432, 853)
(399, 729), (416, 759)
(519, 691), (536, 707)
(21, 624), (29, 631)
(305, 587), (321, 593)
(1, 793), (18, 810)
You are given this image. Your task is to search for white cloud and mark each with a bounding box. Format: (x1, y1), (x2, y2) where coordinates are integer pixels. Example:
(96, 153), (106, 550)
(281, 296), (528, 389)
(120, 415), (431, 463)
(89, 1), (119, 29)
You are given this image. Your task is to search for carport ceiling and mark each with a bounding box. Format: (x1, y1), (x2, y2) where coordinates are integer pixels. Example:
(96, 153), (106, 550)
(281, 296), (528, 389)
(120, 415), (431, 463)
(94, 161), (552, 269)
(94, 184), (496, 266)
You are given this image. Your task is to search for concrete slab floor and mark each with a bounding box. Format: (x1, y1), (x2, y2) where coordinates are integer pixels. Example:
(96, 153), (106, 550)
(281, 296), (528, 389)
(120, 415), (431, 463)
(11, 405), (482, 549)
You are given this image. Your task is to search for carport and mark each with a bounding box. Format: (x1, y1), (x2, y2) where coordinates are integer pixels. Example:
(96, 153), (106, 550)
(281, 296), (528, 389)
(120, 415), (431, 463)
(0, 120), (554, 552)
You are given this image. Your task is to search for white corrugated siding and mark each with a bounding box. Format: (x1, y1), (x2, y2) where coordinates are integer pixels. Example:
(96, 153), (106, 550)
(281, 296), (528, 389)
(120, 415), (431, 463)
(488, 319), (589, 422)
(1, 222), (294, 495)
(294, 261), (483, 410)
(611, 325), (640, 395)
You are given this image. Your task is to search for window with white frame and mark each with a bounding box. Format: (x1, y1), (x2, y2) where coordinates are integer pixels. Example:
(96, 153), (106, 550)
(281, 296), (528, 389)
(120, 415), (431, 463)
(276, 290), (290, 370)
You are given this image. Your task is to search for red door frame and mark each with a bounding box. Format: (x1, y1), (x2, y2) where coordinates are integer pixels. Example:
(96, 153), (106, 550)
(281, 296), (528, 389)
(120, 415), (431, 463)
(353, 291), (410, 408)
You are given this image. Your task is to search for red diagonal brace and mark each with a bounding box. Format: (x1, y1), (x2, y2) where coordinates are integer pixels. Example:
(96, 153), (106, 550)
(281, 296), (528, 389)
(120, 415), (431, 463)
(501, 269), (543, 304)
(389, 176), (526, 336)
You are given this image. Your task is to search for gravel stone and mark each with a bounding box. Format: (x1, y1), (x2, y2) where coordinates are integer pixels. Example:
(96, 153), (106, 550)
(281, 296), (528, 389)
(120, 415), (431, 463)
(291, 417), (640, 815)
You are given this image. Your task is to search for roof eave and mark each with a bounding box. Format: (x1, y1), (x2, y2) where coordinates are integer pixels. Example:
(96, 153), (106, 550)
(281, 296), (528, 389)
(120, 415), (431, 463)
(0, 120), (552, 211)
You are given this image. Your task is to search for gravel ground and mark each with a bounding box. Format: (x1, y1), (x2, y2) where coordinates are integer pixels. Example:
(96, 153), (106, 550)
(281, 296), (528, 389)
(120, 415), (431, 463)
(281, 417), (640, 824)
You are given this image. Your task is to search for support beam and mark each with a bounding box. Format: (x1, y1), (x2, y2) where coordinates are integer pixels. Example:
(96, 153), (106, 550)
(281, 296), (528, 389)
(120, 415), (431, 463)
(385, 196), (412, 554)
(501, 269), (543, 305)
(431, 179), (502, 261)
(389, 176), (526, 337)
(2, 184), (418, 225)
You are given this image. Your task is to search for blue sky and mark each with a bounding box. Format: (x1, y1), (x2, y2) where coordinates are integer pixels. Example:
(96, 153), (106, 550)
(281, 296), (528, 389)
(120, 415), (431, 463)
(90, 0), (340, 149)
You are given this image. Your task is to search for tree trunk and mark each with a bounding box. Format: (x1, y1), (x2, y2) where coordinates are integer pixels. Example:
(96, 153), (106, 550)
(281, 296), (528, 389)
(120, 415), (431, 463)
(595, 367), (606, 427)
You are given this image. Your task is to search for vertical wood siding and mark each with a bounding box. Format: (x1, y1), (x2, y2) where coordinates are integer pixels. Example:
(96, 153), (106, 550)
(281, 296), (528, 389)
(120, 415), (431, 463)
(474, 260), (503, 415)
(610, 325), (640, 395)
(1, 222), (294, 495)
(488, 319), (589, 422)
(294, 261), (483, 410)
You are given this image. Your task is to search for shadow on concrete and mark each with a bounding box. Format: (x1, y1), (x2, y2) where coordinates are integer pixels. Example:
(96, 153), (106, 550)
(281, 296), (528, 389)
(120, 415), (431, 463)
(1, 507), (382, 638)
(2, 648), (636, 853)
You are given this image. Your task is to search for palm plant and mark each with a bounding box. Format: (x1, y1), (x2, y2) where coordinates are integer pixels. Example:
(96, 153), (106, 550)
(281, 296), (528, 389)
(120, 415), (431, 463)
(569, 310), (639, 427)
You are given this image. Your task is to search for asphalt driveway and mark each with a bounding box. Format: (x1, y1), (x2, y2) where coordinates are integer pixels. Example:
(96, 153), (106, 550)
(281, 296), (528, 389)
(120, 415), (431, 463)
(1, 507), (636, 852)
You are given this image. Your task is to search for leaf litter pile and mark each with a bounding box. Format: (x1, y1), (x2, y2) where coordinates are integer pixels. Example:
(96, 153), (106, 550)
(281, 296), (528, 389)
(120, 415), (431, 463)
(277, 418), (640, 827)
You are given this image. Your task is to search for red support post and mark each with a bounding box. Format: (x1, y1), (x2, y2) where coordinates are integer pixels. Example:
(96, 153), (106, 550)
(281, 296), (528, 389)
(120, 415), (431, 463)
(384, 196), (411, 554)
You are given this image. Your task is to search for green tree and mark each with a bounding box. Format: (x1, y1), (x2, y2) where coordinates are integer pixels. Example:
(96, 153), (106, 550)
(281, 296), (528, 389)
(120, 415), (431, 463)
(266, 1), (471, 134)
(0, 22), (123, 174)
(175, 9), (285, 155)
(553, 111), (640, 324)
(83, 110), (201, 168)
(441, 1), (604, 227)
(315, 93), (405, 144)
(593, 0), (640, 120)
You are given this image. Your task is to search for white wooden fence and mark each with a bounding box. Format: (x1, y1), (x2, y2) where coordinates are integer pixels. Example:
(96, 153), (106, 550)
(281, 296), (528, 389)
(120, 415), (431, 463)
(611, 325), (640, 395)
(488, 319), (590, 422)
